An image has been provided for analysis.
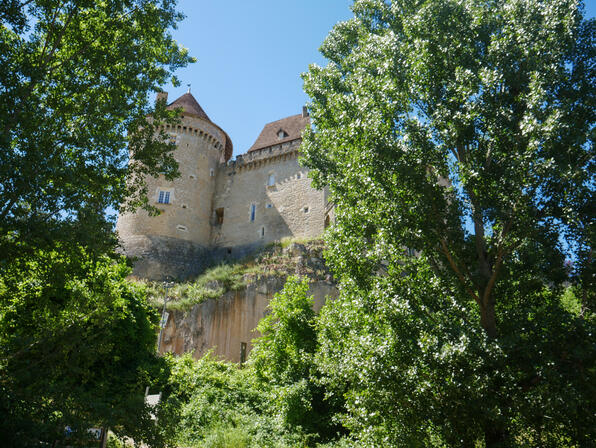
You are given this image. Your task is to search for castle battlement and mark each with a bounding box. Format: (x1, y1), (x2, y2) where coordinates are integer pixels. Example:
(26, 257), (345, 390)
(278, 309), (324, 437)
(226, 139), (301, 173)
(117, 91), (331, 280)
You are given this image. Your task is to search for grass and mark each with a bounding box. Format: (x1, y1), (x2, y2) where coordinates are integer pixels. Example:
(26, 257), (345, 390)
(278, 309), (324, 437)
(137, 237), (328, 311)
(140, 263), (255, 311)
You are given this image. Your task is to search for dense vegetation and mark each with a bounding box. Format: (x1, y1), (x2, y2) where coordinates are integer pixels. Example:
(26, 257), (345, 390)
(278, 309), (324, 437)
(1, 0), (594, 446)
(108, 277), (591, 448)
(139, 277), (347, 448)
(0, 0), (191, 444)
(300, 0), (595, 446)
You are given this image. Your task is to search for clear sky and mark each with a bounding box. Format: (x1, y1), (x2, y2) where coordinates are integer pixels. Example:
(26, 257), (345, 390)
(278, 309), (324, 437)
(166, 0), (596, 157)
(166, 0), (353, 156)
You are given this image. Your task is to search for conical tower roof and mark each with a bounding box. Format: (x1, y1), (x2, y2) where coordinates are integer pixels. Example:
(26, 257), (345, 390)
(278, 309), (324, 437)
(167, 92), (211, 122)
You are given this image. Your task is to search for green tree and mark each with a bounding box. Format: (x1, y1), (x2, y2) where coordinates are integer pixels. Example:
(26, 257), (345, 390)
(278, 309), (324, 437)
(0, 249), (169, 447)
(0, 0), (192, 259)
(0, 1), (191, 443)
(156, 353), (310, 448)
(302, 0), (595, 446)
(251, 276), (343, 443)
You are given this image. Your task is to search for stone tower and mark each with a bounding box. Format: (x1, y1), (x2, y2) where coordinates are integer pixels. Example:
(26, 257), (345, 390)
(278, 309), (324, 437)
(116, 91), (233, 280)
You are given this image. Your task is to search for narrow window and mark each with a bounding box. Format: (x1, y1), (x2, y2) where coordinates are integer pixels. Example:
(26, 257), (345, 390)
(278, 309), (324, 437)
(267, 174), (275, 186)
(297, 172), (302, 179)
(240, 342), (247, 365)
(210, 168), (215, 177)
(304, 206), (309, 213)
(216, 207), (224, 225)
(250, 204), (256, 222)
(261, 227), (265, 238)
(176, 225), (187, 231)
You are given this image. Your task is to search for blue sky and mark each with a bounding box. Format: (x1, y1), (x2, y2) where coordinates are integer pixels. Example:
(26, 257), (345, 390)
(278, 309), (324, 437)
(166, 0), (596, 157)
(166, 0), (352, 156)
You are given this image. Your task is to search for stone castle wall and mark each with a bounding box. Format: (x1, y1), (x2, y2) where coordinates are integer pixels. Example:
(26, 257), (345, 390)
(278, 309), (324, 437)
(116, 102), (332, 280)
(116, 114), (227, 279)
(210, 140), (326, 253)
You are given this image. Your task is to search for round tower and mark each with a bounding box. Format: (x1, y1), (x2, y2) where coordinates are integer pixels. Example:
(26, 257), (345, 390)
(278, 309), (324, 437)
(116, 91), (233, 280)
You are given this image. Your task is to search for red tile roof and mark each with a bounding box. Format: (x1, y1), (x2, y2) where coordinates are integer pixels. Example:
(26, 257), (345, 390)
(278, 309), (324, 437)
(166, 92), (233, 161)
(248, 114), (310, 152)
(167, 92), (211, 122)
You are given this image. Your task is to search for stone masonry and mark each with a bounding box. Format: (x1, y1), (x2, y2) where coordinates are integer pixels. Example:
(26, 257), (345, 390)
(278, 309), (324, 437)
(116, 91), (332, 280)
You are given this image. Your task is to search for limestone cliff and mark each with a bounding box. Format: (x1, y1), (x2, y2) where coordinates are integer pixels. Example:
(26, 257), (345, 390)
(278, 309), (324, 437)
(153, 240), (337, 362)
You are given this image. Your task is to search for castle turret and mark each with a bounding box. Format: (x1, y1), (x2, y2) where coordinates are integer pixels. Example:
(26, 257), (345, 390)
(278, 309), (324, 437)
(116, 91), (233, 280)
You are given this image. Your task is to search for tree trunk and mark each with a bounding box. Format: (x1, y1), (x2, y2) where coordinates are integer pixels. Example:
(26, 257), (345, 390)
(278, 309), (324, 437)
(480, 296), (509, 446)
(479, 299), (498, 339)
(485, 425), (509, 448)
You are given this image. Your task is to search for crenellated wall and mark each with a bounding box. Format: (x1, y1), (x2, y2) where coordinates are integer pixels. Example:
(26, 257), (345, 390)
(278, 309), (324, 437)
(210, 140), (326, 252)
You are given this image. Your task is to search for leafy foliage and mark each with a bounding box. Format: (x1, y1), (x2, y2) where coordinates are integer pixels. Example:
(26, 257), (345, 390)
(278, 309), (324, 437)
(251, 276), (340, 440)
(0, 1), (192, 443)
(0, 249), (168, 447)
(155, 278), (345, 447)
(156, 353), (311, 448)
(0, 0), (192, 259)
(301, 0), (596, 445)
(316, 256), (595, 447)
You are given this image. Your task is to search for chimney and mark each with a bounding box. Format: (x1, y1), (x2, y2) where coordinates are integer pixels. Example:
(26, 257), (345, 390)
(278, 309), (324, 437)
(156, 91), (168, 104)
(302, 105), (309, 118)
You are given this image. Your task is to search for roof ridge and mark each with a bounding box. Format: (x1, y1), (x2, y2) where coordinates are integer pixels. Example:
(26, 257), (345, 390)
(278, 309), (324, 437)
(167, 92), (211, 122)
(248, 113), (310, 152)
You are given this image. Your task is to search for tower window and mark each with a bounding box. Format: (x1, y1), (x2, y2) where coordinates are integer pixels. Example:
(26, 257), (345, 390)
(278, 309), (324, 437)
(267, 174), (275, 186)
(216, 208), (224, 225)
(210, 168), (215, 177)
(261, 227), (265, 238)
(158, 191), (170, 204)
(250, 204), (256, 222)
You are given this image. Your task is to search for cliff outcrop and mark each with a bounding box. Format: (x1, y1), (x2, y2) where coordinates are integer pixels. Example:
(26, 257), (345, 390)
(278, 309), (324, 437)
(146, 239), (337, 362)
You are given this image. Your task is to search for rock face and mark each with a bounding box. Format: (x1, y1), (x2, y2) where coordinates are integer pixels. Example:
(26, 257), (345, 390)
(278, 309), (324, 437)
(159, 275), (337, 362)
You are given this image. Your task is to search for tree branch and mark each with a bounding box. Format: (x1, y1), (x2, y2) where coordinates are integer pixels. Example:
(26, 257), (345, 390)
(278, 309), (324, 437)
(439, 238), (481, 305)
(483, 219), (516, 303)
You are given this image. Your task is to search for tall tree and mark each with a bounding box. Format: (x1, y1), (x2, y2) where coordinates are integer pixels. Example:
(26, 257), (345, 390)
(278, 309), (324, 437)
(0, 0), (191, 258)
(0, 249), (169, 446)
(303, 0), (595, 445)
(0, 1), (191, 444)
(251, 276), (342, 441)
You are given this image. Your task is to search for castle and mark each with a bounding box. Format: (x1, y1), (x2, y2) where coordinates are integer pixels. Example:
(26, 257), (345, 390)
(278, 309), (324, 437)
(116, 91), (333, 280)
